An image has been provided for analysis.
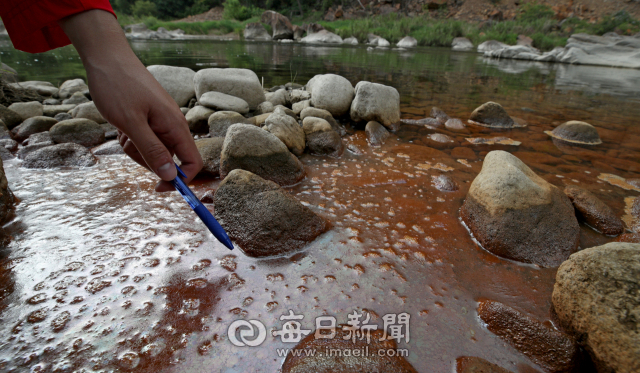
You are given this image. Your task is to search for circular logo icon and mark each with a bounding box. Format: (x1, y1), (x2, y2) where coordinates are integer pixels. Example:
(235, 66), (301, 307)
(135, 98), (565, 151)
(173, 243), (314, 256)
(228, 320), (267, 347)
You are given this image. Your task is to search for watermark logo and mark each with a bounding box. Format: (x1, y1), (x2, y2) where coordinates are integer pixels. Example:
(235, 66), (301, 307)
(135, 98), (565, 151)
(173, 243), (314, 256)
(228, 319), (267, 347)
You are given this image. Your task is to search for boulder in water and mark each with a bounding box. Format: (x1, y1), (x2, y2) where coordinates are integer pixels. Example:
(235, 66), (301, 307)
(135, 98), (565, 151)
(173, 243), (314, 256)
(469, 102), (521, 128)
(9, 81), (58, 96)
(0, 158), (14, 223)
(194, 68), (266, 110)
(432, 174), (458, 192)
(263, 107), (306, 156)
(195, 137), (224, 176)
(397, 36), (417, 48)
(244, 23), (271, 41)
(302, 117), (342, 156)
(24, 132), (53, 146)
(199, 91), (250, 114)
(0, 120), (11, 140)
(452, 37), (474, 51)
(306, 74), (354, 116)
(564, 185), (624, 235)
(545, 121), (602, 145)
(14, 116), (57, 141)
(300, 107), (345, 136)
(350, 81), (400, 130)
(365, 120), (389, 147)
(50, 118), (105, 147)
(261, 10), (293, 40)
(552, 242), (640, 373)
(300, 30), (343, 44)
(22, 143), (97, 168)
(213, 169), (326, 257)
(460, 151), (579, 267)
(185, 106), (214, 133)
(147, 65), (196, 107)
(208, 111), (250, 137)
(478, 40), (509, 53)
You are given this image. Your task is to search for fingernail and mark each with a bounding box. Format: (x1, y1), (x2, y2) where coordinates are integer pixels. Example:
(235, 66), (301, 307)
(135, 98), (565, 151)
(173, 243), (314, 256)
(157, 162), (177, 181)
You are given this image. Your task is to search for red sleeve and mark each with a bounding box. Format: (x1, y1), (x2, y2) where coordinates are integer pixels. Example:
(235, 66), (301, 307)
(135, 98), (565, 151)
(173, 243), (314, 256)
(0, 0), (116, 53)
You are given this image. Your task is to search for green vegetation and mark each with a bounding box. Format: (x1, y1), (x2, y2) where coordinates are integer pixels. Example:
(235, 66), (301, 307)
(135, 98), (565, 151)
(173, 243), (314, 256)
(132, 1), (158, 17)
(222, 0), (263, 21)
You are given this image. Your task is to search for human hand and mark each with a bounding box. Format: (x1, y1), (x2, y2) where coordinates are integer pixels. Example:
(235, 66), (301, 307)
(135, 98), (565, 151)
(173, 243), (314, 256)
(58, 10), (202, 192)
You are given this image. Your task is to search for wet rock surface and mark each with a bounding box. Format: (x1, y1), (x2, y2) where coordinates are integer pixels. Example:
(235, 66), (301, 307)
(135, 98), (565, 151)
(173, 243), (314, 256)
(469, 102), (518, 128)
(478, 300), (579, 373)
(263, 107), (306, 156)
(14, 116), (58, 141)
(461, 151), (579, 267)
(455, 357), (513, 373)
(195, 137), (224, 176)
(365, 120), (390, 146)
(22, 143), (98, 168)
(213, 169), (326, 257)
(282, 326), (417, 373)
(0, 158), (14, 223)
(553, 243), (640, 373)
(219, 123), (305, 186)
(50, 119), (105, 147)
(545, 121), (602, 145)
(302, 117), (342, 156)
(92, 140), (124, 155)
(432, 174), (459, 192)
(564, 185), (624, 235)
(350, 81), (400, 129)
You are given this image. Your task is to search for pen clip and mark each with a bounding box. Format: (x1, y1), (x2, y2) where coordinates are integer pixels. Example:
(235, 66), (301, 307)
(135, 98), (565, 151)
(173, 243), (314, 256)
(175, 163), (187, 179)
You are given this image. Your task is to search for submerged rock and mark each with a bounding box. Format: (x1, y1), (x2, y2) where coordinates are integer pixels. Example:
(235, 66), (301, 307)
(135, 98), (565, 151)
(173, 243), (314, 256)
(8, 101), (43, 121)
(199, 91), (250, 114)
(553, 242), (640, 373)
(195, 137), (224, 177)
(0, 158), (14, 223)
(302, 117), (342, 156)
(564, 185), (624, 236)
(263, 107), (306, 156)
(14, 116), (57, 141)
(208, 111), (250, 137)
(460, 151), (579, 267)
(219, 124), (305, 186)
(469, 102), (521, 128)
(432, 175), (458, 192)
(70, 102), (106, 124)
(92, 140), (124, 155)
(282, 326), (417, 373)
(478, 300), (579, 373)
(213, 169), (326, 258)
(147, 65), (196, 107)
(306, 74), (354, 116)
(430, 107), (449, 123)
(194, 68), (265, 110)
(365, 121), (390, 147)
(22, 143), (97, 168)
(50, 119), (105, 147)
(185, 106), (214, 133)
(445, 118), (466, 130)
(350, 81), (400, 130)
(455, 357), (513, 373)
(545, 121), (602, 145)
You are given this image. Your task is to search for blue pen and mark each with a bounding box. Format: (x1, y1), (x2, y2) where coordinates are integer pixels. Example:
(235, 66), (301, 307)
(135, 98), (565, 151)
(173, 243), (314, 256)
(171, 163), (234, 250)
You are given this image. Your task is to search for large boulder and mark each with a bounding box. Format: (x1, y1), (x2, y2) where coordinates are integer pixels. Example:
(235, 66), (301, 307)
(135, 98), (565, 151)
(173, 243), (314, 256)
(460, 151), (579, 267)
(199, 91), (250, 114)
(8, 81), (58, 96)
(219, 124), (305, 186)
(350, 81), (400, 129)
(8, 101), (43, 120)
(564, 185), (624, 236)
(553, 243), (640, 373)
(195, 137), (224, 176)
(397, 36), (417, 48)
(261, 10), (293, 40)
(22, 143), (97, 168)
(70, 101), (106, 124)
(244, 23), (271, 41)
(300, 30), (343, 44)
(14, 116), (57, 141)
(208, 111), (250, 137)
(0, 104), (23, 128)
(302, 117), (342, 156)
(185, 106), (214, 133)
(452, 37), (474, 51)
(193, 68), (266, 110)
(263, 107), (306, 156)
(213, 169), (327, 258)
(306, 74), (354, 116)
(0, 158), (14, 223)
(58, 79), (88, 99)
(50, 119), (105, 147)
(147, 65), (196, 107)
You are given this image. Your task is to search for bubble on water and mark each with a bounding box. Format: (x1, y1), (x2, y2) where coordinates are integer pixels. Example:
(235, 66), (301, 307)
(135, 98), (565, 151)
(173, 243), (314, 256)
(117, 351), (140, 370)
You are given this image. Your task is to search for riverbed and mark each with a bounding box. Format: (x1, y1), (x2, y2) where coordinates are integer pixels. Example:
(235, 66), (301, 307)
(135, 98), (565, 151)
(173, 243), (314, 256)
(0, 38), (639, 373)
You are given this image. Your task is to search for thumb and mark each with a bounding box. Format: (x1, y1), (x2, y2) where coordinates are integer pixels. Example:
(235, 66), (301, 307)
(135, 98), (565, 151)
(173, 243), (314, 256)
(127, 124), (177, 181)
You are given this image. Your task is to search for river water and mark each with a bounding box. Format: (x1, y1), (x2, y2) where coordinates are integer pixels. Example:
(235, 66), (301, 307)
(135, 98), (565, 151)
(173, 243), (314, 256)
(0, 38), (639, 373)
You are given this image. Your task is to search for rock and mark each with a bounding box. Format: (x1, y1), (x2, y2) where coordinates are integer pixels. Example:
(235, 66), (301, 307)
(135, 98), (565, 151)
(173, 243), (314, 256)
(8, 101), (43, 120)
(255, 101), (274, 115)
(101, 123), (117, 139)
(0, 120), (10, 139)
(58, 79), (88, 99)
(9, 81), (58, 96)
(397, 36), (417, 48)
(428, 133), (454, 143)
(350, 81), (400, 130)
(14, 116), (57, 141)
(70, 102), (106, 124)
(147, 66), (196, 107)
(455, 357), (513, 373)
(633, 197), (640, 220)
(185, 106), (214, 133)
(214, 169), (326, 257)
(199, 92), (250, 114)
(292, 100), (311, 115)
(261, 10), (293, 40)
(263, 108), (306, 156)
(43, 104), (77, 117)
(180, 107), (189, 115)
(22, 143), (98, 168)
(0, 63), (17, 83)
(430, 107), (449, 123)
(220, 124), (305, 186)
(0, 147), (13, 160)
(477, 40), (509, 53)
(293, 25), (305, 41)
(200, 190), (215, 204)
(365, 121), (390, 147)
(368, 33), (390, 47)
(50, 119), (105, 147)
(194, 68), (266, 111)
(274, 105), (297, 119)
(54, 112), (73, 122)
(244, 22), (272, 41)
(266, 89), (288, 106)
(249, 113), (271, 126)
(289, 89), (311, 104)
(517, 34), (534, 47)
(282, 325), (417, 373)
(92, 140), (123, 155)
(445, 118), (466, 130)
(553, 242), (640, 373)
(0, 105), (23, 128)
(61, 91), (89, 105)
(17, 143), (54, 159)
(460, 151), (579, 267)
(43, 98), (60, 105)
(469, 102), (521, 128)
(0, 158), (14, 223)
(306, 74), (354, 116)
(208, 111), (250, 137)
(452, 37), (474, 51)
(343, 36), (358, 45)
(478, 300), (579, 373)
(24, 132), (53, 146)
(0, 139), (17, 152)
(195, 137), (224, 176)
(432, 175), (458, 192)
(564, 185), (624, 236)
(300, 30), (343, 44)
(545, 121), (602, 145)
(484, 45), (541, 60)
(300, 107), (345, 136)
(302, 117), (342, 156)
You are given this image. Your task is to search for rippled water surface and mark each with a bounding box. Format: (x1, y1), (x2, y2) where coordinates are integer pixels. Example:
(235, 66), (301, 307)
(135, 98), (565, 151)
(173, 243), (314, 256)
(1, 38), (639, 373)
